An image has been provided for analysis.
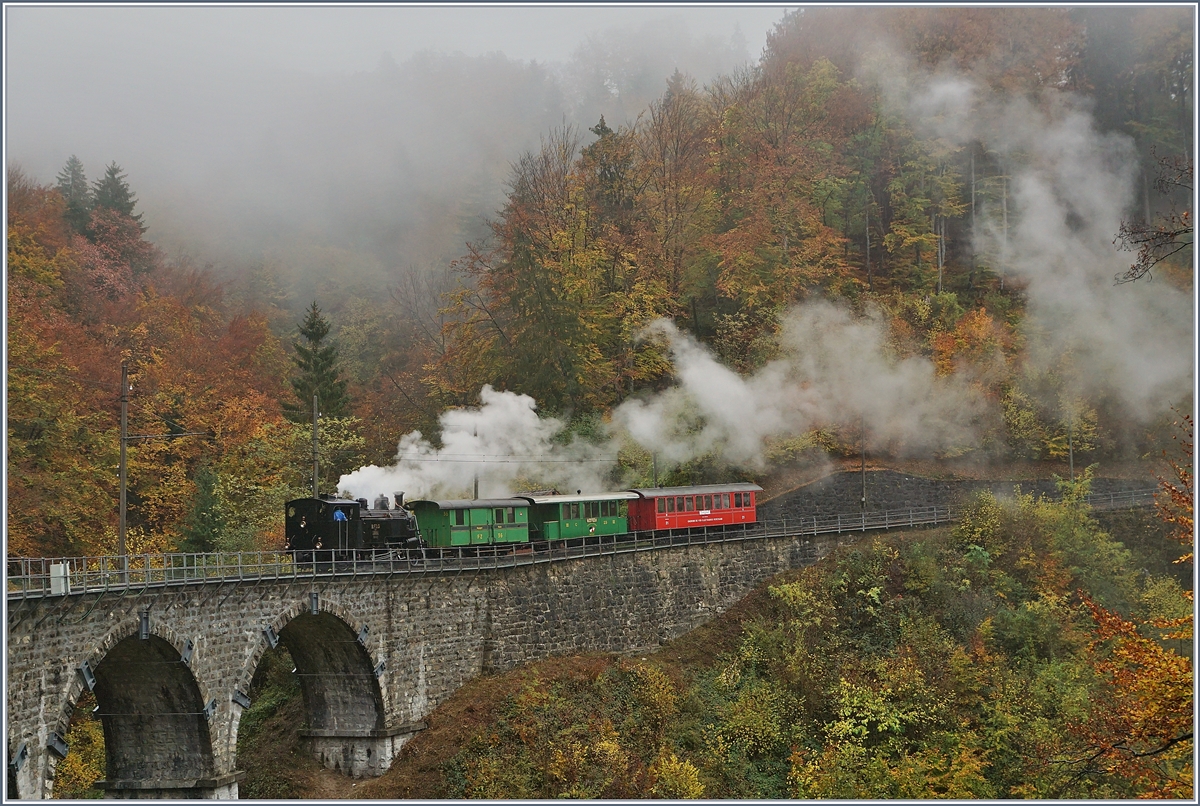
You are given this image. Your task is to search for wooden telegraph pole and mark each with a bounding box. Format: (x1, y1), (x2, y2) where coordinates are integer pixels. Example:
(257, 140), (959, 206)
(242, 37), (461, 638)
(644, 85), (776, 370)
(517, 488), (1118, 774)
(119, 362), (129, 574)
(312, 394), (320, 498)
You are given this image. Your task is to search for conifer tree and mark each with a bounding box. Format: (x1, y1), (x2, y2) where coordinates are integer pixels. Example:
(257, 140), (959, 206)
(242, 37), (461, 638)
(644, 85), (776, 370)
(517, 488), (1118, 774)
(91, 162), (144, 230)
(55, 155), (92, 234)
(283, 301), (351, 422)
(179, 465), (225, 552)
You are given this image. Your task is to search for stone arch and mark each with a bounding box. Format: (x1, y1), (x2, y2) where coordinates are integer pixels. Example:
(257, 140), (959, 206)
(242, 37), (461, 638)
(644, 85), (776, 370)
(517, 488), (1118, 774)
(230, 596), (389, 777)
(54, 615), (216, 797)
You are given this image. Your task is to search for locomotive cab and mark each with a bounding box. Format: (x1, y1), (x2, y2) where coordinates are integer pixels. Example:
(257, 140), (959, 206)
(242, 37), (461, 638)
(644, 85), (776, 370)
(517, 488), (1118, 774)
(285, 496), (362, 557)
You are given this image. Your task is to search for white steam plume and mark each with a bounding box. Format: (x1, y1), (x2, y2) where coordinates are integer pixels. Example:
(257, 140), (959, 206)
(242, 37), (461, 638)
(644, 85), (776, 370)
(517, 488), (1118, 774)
(343, 60), (1192, 498)
(901, 71), (1194, 419)
(613, 309), (987, 469)
(339, 384), (613, 502)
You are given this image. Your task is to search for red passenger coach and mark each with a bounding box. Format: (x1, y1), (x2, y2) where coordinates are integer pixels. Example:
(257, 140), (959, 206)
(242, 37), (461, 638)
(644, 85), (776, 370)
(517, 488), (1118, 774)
(627, 483), (763, 531)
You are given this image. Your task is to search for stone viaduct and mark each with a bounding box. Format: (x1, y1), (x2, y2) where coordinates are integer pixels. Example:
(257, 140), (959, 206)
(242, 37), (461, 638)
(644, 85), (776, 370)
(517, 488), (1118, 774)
(6, 528), (843, 799)
(5, 470), (1153, 799)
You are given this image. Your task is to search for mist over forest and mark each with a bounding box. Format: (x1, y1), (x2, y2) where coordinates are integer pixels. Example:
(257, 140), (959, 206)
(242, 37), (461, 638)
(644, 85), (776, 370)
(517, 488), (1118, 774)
(8, 7), (772, 296)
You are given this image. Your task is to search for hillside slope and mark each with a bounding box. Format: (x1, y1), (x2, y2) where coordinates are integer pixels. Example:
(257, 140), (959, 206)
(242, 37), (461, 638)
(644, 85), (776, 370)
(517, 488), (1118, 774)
(237, 485), (1189, 798)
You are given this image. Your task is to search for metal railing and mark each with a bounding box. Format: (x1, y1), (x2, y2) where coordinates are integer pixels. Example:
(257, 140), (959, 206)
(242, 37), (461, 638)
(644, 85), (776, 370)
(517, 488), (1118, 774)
(6, 487), (1157, 600)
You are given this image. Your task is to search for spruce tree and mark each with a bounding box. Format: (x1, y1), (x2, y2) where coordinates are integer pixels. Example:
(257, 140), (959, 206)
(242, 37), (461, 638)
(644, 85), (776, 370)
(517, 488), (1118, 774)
(91, 162), (144, 230)
(55, 155), (92, 234)
(283, 301), (351, 422)
(179, 465), (225, 552)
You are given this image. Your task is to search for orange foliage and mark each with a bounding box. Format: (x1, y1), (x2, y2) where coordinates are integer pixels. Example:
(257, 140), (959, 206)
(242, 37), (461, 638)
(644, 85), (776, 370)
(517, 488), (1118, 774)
(1156, 414), (1194, 565)
(932, 308), (1006, 380)
(1080, 417), (1193, 798)
(1082, 597), (1193, 798)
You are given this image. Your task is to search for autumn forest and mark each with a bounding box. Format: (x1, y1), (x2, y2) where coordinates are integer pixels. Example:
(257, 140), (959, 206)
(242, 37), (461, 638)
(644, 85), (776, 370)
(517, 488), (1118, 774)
(8, 5), (1195, 799)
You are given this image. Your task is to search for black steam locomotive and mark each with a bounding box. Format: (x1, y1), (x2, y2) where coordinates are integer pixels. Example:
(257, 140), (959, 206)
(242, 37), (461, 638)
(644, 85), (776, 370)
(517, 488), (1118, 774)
(284, 492), (420, 563)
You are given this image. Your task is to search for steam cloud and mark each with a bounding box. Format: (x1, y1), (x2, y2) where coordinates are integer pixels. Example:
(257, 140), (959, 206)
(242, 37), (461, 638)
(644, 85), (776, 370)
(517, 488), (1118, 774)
(613, 312), (986, 467)
(897, 70), (1194, 419)
(339, 307), (988, 502)
(339, 384), (613, 501)
(340, 57), (1193, 504)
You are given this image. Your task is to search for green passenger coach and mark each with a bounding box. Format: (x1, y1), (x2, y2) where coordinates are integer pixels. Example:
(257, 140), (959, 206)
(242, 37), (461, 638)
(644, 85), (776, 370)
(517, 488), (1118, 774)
(518, 492), (638, 541)
(407, 498), (529, 547)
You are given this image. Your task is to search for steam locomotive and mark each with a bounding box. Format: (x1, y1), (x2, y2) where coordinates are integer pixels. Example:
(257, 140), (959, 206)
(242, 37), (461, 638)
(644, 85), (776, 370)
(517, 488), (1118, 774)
(284, 492), (420, 563)
(284, 483), (761, 562)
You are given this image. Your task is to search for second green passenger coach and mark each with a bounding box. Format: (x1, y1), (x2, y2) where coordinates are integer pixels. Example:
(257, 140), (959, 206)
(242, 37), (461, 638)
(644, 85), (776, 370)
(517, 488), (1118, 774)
(519, 492), (637, 541)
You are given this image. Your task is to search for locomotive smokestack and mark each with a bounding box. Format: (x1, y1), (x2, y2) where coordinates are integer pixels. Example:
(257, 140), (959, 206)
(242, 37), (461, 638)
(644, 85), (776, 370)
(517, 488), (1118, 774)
(394, 491), (405, 508)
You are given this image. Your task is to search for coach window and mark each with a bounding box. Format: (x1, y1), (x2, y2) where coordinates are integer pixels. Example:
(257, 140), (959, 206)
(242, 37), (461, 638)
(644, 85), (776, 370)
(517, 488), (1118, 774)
(657, 498), (666, 513)
(455, 509), (466, 526)
(722, 494), (731, 509)
(684, 496), (693, 511)
(666, 497), (675, 513)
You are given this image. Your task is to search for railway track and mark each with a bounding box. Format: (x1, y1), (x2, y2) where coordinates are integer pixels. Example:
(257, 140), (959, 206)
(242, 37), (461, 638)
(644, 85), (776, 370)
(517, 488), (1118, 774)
(6, 487), (1157, 600)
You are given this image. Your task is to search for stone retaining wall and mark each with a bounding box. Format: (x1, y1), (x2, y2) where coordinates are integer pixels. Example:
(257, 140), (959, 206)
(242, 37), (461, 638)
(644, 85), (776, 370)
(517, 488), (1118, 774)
(759, 470), (1152, 519)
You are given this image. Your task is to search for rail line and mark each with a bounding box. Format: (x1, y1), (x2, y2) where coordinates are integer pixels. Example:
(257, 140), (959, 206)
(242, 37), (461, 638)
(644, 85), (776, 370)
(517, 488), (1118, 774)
(6, 487), (1157, 600)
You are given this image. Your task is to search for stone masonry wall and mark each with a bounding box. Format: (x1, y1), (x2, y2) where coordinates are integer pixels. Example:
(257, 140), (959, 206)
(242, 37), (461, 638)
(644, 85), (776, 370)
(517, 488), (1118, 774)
(7, 529), (847, 799)
(759, 470), (1153, 520)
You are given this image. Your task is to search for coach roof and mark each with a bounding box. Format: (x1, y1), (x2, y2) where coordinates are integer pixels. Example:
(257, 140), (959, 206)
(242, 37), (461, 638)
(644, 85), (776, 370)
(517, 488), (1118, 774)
(407, 498), (528, 511)
(516, 491), (640, 505)
(627, 483), (763, 498)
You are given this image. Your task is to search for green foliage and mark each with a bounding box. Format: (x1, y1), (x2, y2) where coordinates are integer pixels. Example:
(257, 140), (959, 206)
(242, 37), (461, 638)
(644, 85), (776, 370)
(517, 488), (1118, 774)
(440, 489), (1176, 798)
(235, 647), (306, 799)
(54, 155), (92, 235)
(442, 660), (691, 799)
(178, 464), (225, 552)
(283, 301), (351, 422)
(89, 162), (143, 230)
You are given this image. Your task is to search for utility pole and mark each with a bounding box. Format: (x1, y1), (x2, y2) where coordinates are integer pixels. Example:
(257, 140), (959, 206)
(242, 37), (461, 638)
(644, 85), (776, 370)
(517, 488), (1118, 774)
(1068, 417), (1075, 484)
(970, 148), (977, 288)
(472, 424), (480, 499)
(860, 414), (867, 510)
(119, 362), (129, 574)
(865, 201), (872, 291)
(312, 394), (320, 498)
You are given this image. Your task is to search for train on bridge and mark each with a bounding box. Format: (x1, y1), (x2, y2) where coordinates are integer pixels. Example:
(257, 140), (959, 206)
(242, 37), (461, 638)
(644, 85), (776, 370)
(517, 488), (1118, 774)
(284, 483), (763, 561)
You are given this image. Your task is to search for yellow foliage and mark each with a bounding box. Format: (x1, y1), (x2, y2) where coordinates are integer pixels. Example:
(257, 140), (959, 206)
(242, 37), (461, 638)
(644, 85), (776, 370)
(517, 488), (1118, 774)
(649, 748), (705, 799)
(51, 701), (104, 799)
